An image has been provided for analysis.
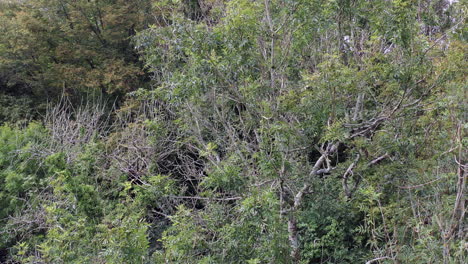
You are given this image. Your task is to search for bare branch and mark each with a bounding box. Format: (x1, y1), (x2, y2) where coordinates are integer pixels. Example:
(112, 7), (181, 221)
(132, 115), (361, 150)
(365, 256), (392, 264)
(368, 153), (390, 166)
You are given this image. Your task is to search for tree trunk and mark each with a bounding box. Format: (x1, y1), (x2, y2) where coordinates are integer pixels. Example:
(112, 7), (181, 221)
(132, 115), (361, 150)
(288, 215), (300, 262)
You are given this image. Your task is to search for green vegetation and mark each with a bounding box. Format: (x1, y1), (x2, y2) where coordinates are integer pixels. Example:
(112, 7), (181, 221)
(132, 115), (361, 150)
(0, 0), (466, 263)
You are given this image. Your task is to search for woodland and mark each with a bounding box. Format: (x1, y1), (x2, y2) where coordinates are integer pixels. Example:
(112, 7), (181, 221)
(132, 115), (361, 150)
(0, 0), (466, 263)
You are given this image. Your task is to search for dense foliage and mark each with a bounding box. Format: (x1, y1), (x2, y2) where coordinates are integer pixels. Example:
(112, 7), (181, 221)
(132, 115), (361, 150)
(0, 0), (466, 263)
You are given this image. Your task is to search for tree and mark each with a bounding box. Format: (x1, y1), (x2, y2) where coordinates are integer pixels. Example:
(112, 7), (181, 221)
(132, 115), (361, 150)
(0, 0), (154, 120)
(0, 0), (465, 263)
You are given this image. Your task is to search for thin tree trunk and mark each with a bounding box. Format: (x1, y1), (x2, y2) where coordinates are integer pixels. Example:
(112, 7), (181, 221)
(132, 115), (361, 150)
(288, 216), (300, 262)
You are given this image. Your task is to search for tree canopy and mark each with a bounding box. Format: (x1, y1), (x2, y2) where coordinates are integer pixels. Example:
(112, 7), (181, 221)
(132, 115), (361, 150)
(0, 0), (466, 263)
